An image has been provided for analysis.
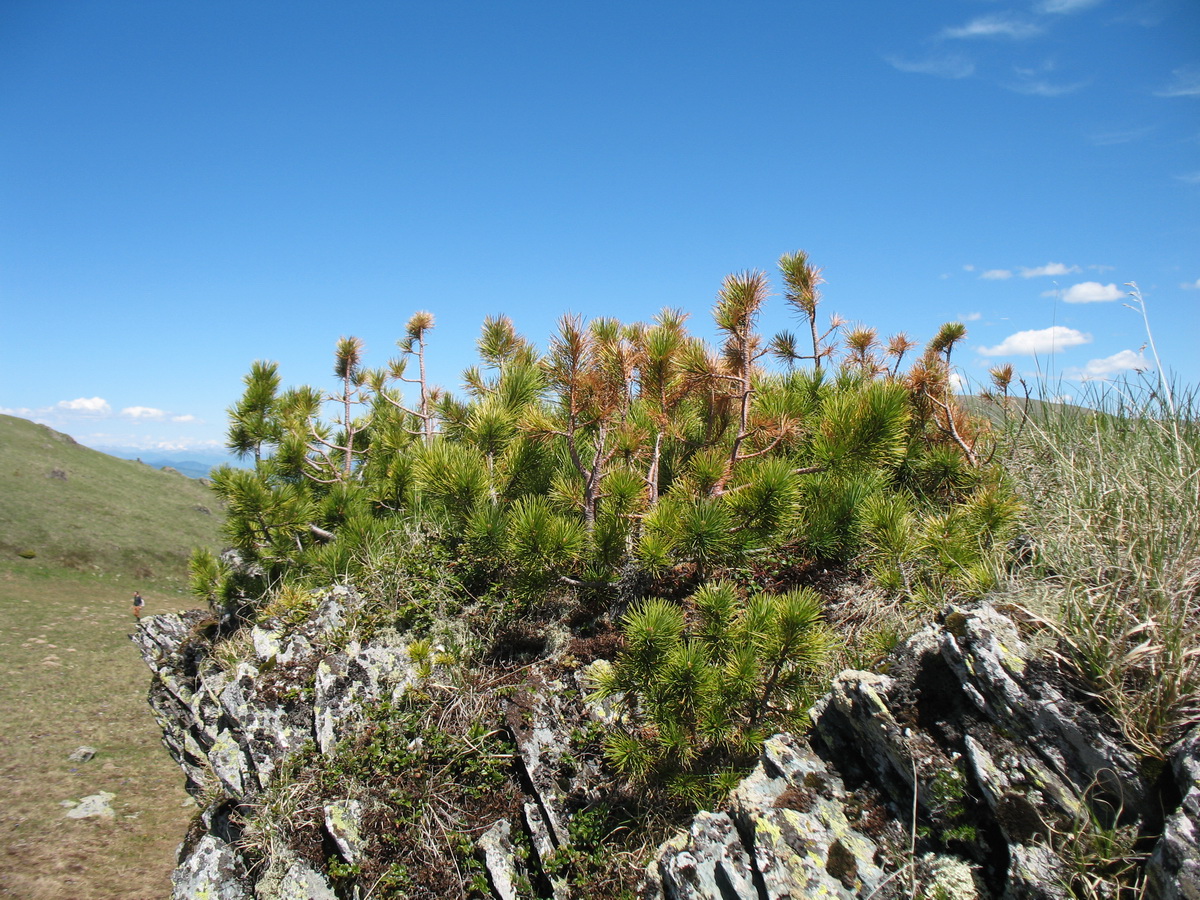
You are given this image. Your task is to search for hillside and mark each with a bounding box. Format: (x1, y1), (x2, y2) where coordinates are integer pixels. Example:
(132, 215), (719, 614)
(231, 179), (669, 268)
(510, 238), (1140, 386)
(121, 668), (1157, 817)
(0, 414), (224, 583)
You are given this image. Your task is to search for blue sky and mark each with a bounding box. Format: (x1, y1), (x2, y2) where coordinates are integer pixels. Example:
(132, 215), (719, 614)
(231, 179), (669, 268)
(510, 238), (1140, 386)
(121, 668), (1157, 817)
(2, 0), (1197, 454)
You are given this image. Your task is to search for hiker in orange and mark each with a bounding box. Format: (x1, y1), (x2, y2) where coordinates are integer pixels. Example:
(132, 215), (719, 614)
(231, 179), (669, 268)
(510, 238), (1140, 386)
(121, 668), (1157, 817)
(132, 591), (145, 621)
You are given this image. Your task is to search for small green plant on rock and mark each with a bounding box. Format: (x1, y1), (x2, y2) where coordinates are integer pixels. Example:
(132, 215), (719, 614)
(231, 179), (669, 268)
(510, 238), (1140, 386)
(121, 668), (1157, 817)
(590, 580), (831, 798)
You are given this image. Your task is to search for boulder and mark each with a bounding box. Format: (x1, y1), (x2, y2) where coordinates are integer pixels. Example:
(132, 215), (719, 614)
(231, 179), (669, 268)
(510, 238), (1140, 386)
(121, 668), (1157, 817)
(170, 834), (251, 900)
(255, 857), (339, 900)
(65, 791), (116, 820)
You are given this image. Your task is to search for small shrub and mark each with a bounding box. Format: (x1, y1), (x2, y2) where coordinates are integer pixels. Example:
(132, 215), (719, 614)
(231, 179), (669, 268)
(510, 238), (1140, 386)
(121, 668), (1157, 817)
(591, 581), (831, 794)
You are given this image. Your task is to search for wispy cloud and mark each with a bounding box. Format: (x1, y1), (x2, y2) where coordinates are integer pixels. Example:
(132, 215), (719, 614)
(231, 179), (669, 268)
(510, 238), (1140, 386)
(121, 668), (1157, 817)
(979, 262), (1082, 280)
(886, 54), (975, 79)
(961, 312), (983, 322)
(941, 15), (1044, 40)
(1066, 349), (1150, 380)
(1, 398), (202, 429)
(83, 434), (225, 453)
(1181, 278), (1200, 290)
(1020, 262), (1080, 278)
(1088, 126), (1152, 146)
(979, 325), (1092, 356)
(1155, 65), (1200, 98)
(1175, 172), (1200, 185)
(1037, 0), (1103, 13)
(1007, 77), (1089, 96)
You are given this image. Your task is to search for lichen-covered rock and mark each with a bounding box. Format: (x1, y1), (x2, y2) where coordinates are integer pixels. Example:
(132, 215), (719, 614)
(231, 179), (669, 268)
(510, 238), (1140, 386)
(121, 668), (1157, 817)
(170, 833), (251, 900)
(324, 799), (365, 866)
(644, 735), (893, 900)
(254, 856), (339, 900)
(914, 854), (980, 900)
(65, 791), (116, 820)
(729, 734), (888, 899)
(313, 640), (417, 753)
(940, 605), (1153, 821)
(477, 818), (524, 900)
(218, 661), (311, 790)
(506, 665), (599, 850)
(655, 810), (755, 900)
(207, 729), (249, 799)
(651, 603), (1173, 900)
(142, 589), (1186, 900)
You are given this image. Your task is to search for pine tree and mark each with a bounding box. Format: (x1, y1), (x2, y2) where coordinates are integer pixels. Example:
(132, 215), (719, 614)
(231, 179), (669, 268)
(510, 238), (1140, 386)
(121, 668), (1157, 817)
(226, 360), (281, 464)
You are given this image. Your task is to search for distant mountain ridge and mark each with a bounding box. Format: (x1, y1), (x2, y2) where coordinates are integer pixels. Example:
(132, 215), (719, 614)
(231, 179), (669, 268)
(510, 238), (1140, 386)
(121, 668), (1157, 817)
(92, 447), (246, 479)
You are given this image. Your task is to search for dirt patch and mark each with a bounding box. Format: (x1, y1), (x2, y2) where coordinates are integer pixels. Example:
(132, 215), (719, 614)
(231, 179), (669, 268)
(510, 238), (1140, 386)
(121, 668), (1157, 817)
(0, 567), (196, 900)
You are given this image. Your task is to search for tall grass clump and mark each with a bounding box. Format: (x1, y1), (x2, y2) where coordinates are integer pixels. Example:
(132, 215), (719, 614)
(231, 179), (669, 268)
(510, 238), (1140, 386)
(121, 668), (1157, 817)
(1004, 375), (1200, 755)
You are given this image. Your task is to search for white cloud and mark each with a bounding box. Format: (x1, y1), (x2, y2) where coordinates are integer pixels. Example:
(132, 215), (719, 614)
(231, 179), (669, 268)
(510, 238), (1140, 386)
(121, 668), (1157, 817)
(145, 438), (224, 452)
(1155, 66), (1200, 98)
(979, 326), (1092, 356)
(120, 406), (167, 420)
(83, 435), (226, 453)
(941, 15), (1043, 40)
(961, 312), (983, 322)
(1176, 172), (1200, 185)
(887, 54), (975, 79)
(172, 414), (200, 423)
(963, 264), (976, 272)
(0, 406), (34, 417)
(1061, 281), (1124, 303)
(982, 269), (1013, 280)
(1067, 350), (1150, 381)
(57, 397), (112, 415)
(1181, 278), (1200, 290)
(948, 372), (966, 393)
(1038, 0), (1102, 12)
(1020, 262), (1080, 278)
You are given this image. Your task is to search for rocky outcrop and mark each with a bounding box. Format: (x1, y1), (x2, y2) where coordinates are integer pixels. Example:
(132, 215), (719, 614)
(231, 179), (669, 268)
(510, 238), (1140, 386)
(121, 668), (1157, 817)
(644, 603), (1188, 900)
(137, 593), (1195, 900)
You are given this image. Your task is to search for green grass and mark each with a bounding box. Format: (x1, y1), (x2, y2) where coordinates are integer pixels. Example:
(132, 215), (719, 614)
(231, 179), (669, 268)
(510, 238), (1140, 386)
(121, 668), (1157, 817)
(0, 414), (224, 582)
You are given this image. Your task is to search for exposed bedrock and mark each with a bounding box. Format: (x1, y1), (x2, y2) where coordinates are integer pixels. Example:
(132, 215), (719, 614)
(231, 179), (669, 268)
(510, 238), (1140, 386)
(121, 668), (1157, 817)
(136, 595), (1195, 900)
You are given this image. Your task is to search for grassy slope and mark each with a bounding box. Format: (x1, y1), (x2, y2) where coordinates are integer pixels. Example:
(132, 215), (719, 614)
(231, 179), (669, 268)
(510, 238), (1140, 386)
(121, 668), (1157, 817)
(0, 414), (223, 584)
(0, 415), (225, 900)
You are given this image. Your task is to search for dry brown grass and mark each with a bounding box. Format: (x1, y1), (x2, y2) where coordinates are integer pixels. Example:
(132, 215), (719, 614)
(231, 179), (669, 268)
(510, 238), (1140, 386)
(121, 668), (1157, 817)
(0, 564), (198, 900)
